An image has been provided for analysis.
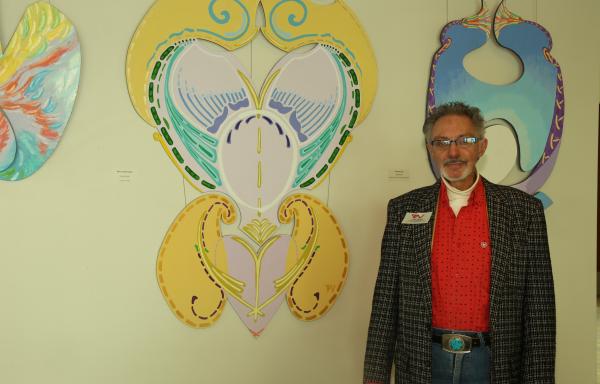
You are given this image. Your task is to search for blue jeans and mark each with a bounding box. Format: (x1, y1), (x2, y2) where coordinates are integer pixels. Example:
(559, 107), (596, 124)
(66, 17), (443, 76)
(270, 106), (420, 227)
(431, 328), (491, 384)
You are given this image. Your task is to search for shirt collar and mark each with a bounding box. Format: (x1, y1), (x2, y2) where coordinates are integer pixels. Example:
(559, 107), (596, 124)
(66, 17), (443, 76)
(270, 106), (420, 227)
(440, 172), (484, 207)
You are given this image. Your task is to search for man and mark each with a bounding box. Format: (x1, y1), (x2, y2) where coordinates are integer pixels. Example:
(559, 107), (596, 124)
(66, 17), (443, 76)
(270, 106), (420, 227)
(363, 102), (555, 384)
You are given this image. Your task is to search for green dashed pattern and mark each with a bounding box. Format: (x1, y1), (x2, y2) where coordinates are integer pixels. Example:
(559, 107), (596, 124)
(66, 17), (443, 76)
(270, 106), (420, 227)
(161, 128), (173, 145)
(147, 42), (221, 192)
(172, 148), (184, 164)
(297, 45), (362, 187)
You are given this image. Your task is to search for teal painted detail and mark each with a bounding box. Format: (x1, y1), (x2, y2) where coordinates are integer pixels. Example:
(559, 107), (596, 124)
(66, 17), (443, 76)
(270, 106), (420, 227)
(25, 70), (48, 100)
(164, 46), (222, 186)
(42, 98), (56, 114)
(145, 0), (250, 68)
(449, 337), (464, 351)
(0, 131), (49, 181)
(209, 0), (250, 38)
(293, 51), (347, 187)
(269, 0), (316, 40)
(534, 191), (553, 209)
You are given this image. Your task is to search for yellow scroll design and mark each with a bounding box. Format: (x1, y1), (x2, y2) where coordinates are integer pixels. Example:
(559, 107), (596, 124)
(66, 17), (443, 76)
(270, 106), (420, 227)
(278, 194), (349, 320)
(127, 0), (377, 127)
(126, 0), (261, 124)
(157, 194), (236, 328)
(261, 0), (378, 126)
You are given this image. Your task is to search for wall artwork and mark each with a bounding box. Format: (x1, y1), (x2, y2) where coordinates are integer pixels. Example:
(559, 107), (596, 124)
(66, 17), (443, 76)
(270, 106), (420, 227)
(126, 0), (377, 336)
(427, 0), (564, 207)
(0, 2), (80, 181)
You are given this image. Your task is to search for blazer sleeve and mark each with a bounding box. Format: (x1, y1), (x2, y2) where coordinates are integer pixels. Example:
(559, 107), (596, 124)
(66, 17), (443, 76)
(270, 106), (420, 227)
(363, 200), (401, 384)
(521, 198), (556, 383)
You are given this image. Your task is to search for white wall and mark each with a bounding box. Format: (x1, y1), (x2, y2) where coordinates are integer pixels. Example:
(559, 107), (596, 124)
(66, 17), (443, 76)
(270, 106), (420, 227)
(0, 0), (597, 383)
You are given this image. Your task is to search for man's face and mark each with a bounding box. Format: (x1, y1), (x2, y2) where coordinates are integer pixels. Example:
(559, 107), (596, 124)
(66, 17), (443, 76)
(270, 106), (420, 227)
(426, 114), (488, 190)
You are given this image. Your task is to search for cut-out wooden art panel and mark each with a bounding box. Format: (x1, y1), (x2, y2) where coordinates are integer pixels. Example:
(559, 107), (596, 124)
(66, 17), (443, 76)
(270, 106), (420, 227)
(427, 0), (564, 207)
(0, 2), (80, 180)
(126, 0), (377, 336)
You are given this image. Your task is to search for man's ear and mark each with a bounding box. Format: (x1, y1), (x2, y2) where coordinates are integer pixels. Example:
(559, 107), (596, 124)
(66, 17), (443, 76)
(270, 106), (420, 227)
(478, 137), (488, 159)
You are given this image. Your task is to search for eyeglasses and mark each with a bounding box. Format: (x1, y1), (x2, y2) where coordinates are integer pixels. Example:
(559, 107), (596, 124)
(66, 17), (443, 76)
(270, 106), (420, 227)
(429, 136), (482, 149)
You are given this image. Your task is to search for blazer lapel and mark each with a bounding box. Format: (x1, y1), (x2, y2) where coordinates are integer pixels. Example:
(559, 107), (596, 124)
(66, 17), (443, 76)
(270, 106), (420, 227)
(483, 179), (513, 329)
(413, 181), (440, 310)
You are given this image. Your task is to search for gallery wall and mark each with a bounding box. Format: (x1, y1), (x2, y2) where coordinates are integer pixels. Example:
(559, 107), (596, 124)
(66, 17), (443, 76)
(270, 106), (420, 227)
(0, 0), (597, 383)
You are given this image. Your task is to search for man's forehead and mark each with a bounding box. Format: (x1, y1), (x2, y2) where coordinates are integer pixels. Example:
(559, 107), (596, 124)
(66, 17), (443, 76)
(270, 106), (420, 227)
(431, 114), (477, 135)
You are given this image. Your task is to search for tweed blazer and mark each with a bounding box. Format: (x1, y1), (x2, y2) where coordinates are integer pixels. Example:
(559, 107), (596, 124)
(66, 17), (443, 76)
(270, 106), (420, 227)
(363, 178), (555, 384)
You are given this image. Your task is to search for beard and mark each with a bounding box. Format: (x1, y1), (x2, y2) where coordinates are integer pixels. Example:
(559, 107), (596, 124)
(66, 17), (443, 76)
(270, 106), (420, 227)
(440, 158), (472, 182)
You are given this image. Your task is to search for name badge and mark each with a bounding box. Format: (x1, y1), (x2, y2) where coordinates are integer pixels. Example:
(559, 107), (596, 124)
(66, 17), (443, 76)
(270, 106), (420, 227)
(401, 212), (432, 224)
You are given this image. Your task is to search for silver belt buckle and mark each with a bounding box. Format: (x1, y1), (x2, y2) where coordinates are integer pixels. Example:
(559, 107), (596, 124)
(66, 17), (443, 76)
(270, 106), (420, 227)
(441, 334), (473, 354)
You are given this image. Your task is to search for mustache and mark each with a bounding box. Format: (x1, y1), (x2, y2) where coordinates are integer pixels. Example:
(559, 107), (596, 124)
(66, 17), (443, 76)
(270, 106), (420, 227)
(443, 159), (467, 166)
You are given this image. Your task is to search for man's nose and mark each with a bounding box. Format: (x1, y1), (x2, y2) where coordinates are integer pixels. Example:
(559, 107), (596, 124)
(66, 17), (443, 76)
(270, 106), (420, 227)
(447, 142), (459, 157)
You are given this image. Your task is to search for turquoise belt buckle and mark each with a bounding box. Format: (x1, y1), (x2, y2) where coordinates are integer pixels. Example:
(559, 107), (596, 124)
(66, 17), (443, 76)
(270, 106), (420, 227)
(441, 333), (473, 354)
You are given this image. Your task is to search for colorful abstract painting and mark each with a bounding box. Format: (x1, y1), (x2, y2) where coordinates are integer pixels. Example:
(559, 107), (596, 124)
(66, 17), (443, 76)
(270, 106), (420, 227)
(126, 0), (377, 335)
(427, 0), (564, 207)
(0, 2), (80, 180)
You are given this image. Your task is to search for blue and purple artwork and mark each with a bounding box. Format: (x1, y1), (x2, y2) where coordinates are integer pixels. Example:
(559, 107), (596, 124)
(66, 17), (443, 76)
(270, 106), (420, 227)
(427, 1), (564, 207)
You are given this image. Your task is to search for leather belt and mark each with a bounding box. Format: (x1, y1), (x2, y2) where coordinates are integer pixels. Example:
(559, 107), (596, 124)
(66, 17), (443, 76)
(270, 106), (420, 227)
(432, 333), (491, 354)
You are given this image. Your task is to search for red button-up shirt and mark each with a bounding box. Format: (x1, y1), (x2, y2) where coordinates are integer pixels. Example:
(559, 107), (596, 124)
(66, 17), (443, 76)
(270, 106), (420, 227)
(431, 179), (491, 331)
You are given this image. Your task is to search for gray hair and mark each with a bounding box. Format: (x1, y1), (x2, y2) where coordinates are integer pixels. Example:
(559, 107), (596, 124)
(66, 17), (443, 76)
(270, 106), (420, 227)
(423, 102), (485, 141)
